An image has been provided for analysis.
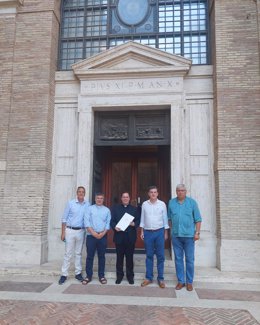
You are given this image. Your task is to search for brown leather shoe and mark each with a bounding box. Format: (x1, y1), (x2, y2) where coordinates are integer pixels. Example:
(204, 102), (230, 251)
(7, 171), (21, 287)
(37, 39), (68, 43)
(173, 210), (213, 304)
(175, 283), (185, 290)
(158, 280), (165, 289)
(186, 283), (193, 291)
(141, 279), (152, 287)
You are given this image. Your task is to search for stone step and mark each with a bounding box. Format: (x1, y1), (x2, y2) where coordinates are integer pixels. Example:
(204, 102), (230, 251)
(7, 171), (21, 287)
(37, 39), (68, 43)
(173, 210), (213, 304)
(1, 253), (260, 284)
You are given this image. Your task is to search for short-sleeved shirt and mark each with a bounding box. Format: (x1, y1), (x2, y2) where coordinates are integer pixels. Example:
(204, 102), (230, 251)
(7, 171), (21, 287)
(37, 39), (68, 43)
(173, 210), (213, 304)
(168, 196), (202, 237)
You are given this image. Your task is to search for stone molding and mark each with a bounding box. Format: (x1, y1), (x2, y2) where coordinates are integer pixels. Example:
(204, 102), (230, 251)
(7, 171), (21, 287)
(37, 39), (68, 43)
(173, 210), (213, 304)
(72, 41), (192, 80)
(0, 0), (23, 6)
(0, 0), (23, 14)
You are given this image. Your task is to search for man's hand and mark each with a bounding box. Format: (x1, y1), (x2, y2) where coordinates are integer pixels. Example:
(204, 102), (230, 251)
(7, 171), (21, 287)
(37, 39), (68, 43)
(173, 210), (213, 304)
(96, 230), (107, 239)
(140, 231), (144, 240)
(115, 227), (121, 232)
(95, 232), (102, 239)
(129, 221), (135, 227)
(194, 233), (200, 241)
(61, 233), (65, 241)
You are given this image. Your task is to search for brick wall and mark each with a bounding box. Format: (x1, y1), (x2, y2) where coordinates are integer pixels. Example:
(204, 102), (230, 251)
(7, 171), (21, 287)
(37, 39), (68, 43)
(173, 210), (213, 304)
(0, 0), (60, 248)
(210, 0), (260, 243)
(0, 13), (16, 202)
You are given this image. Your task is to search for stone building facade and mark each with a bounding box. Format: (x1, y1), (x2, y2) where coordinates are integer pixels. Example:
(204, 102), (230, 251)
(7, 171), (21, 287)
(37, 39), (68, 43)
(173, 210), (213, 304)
(0, 0), (259, 272)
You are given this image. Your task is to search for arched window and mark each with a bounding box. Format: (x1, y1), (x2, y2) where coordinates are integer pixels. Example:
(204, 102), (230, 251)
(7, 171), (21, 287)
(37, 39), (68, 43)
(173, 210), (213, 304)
(59, 0), (209, 70)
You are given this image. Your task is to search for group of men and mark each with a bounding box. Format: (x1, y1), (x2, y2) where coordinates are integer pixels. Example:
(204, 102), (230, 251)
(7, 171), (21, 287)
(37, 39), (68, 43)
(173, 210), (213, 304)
(59, 184), (202, 292)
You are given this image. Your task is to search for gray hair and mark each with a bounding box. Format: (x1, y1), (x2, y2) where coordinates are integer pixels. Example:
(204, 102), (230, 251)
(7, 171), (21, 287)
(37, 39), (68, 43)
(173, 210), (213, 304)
(176, 184), (186, 190)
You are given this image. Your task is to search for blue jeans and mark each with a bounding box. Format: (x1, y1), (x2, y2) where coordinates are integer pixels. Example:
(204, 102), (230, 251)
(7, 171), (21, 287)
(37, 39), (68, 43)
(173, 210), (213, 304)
(86, 235), (107, 279)
(144, 228), (165, 281)
(172, 236), (195, 284)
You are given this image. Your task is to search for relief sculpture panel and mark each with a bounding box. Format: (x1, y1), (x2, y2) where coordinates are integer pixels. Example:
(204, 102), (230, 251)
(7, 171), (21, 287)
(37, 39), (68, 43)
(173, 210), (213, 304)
(95, 111), (169, 145)
(136, 126), (164, 139)
(99, 117), (128, 141)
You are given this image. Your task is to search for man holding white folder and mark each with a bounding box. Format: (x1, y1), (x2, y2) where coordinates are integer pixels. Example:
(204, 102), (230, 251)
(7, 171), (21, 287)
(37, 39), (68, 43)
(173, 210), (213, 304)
(110, 192), (140, 284)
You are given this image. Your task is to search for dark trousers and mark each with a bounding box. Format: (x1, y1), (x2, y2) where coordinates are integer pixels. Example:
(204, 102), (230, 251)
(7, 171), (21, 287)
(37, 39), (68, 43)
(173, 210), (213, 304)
(86, 235), (107, 279)
(115, 236), (135, 280)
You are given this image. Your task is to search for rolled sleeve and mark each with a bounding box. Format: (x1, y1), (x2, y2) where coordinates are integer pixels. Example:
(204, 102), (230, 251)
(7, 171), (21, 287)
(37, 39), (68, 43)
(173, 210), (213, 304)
(140, 206), (145, 228)
(193, 201), (202, 223)
(61, 202), (70, 224)
(162, 203), (169, 229)
(84, 207), (91, 228)
(105, 210), (111, 230)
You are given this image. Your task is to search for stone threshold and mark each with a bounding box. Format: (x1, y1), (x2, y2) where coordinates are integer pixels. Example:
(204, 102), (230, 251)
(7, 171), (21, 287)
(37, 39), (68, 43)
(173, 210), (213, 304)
(0, 261), (260, 285)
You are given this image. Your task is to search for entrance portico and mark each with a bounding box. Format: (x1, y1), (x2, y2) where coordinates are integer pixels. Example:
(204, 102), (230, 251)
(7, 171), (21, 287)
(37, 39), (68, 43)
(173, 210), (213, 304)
(49, 42), (215, 267)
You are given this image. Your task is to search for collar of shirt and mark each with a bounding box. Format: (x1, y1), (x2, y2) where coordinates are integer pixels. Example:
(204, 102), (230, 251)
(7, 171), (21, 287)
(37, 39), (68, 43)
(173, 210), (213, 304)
(177, 197), (186, 205)
(148, 199), (158, 205)
(76, 198), (86, 204)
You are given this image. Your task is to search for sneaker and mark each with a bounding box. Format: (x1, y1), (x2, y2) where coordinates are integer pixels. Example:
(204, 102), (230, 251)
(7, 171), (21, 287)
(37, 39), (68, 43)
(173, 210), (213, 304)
(75, 273), (84, 282)
(58, 275), (67, 285)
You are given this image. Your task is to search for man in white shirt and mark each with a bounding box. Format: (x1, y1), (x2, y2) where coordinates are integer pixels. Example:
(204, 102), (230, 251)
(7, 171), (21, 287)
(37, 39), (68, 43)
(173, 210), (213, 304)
(140, 186), (169, 288)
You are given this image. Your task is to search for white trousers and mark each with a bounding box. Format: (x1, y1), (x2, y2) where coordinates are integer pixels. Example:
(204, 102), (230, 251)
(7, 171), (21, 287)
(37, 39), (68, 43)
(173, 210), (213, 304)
(61, 228), (85, 276)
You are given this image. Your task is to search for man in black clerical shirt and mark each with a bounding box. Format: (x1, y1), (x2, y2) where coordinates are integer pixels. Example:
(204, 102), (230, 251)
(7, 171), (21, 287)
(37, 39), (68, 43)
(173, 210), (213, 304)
(110, 192), (140, 284)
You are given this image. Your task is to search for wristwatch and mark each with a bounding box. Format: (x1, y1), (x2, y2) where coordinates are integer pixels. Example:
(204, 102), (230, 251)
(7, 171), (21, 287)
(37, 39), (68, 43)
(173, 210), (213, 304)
(195, 232), (200, 235)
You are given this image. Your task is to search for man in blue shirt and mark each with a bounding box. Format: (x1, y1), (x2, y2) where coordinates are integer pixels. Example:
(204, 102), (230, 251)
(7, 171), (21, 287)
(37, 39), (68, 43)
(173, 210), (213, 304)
(58, 186), (90, 285)
(168, 184), (202, 291)
(82, 193), (111, 285)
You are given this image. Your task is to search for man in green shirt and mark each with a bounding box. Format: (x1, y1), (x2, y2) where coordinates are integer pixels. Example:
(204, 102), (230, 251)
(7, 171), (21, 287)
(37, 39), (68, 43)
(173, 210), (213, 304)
(168, 184), (202, 291)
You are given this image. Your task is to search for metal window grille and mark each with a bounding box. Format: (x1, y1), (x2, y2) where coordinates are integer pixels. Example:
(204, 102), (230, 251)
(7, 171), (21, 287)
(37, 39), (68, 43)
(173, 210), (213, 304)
(59, 0), (209, 70)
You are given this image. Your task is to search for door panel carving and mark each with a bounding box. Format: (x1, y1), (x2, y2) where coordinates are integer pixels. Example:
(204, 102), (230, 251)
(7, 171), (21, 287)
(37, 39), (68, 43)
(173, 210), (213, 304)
(95, 110), (170, 145)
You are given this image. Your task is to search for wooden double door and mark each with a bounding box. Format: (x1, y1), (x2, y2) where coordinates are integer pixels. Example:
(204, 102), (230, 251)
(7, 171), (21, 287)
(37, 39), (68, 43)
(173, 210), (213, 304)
(94, 146), (170, 249)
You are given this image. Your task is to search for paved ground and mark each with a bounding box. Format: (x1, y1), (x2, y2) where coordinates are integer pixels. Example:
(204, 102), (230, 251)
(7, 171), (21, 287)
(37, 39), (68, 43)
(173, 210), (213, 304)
(0, 273), (259, 325)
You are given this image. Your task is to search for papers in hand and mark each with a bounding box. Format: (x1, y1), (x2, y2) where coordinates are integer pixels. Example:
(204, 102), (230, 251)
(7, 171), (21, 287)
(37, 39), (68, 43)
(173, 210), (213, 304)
(116, 213), (134, 231)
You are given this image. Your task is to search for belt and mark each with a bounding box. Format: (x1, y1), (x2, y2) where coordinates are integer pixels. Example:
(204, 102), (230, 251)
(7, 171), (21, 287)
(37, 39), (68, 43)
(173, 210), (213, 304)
(145, 228), (162, 232)
(66, 226), (83, 230)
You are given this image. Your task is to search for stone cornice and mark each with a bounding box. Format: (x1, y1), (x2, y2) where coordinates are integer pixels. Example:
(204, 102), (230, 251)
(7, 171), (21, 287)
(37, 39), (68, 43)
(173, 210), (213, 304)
(0, 0), (23, 6)
(0, 0), (23, 13)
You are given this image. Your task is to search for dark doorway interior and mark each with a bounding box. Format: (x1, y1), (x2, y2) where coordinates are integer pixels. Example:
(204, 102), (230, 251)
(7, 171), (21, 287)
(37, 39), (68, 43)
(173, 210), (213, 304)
(93, 145), (171, 250)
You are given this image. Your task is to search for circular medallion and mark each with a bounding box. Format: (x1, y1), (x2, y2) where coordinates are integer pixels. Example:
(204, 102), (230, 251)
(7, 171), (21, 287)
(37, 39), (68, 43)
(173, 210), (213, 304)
(145, 24), (152, 31)
(114, 25), (121, 33)
(117, 0), (149, 26)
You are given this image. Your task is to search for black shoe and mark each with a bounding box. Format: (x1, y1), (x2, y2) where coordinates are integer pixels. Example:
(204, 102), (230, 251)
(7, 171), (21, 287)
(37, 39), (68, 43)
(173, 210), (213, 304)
(128, 278), (134, 285)
(58, 275), (67, 285)
(115, 278), (122, 284)
(75, 273), (84, 282)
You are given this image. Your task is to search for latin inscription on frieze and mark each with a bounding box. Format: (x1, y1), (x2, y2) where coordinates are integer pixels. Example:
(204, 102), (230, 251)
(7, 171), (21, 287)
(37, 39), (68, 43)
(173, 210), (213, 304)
(81, 77), (182, 95)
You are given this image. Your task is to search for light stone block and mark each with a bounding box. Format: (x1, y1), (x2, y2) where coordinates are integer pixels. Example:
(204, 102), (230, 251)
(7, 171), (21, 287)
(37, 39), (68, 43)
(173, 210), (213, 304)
(190, 156), (209, 175)
(196, 235), (217, 267)
(0, 160), (6, 171)
(0, 235), (48, 265)
(217, 239), (260, 272)
(189, 102), (209, 156)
